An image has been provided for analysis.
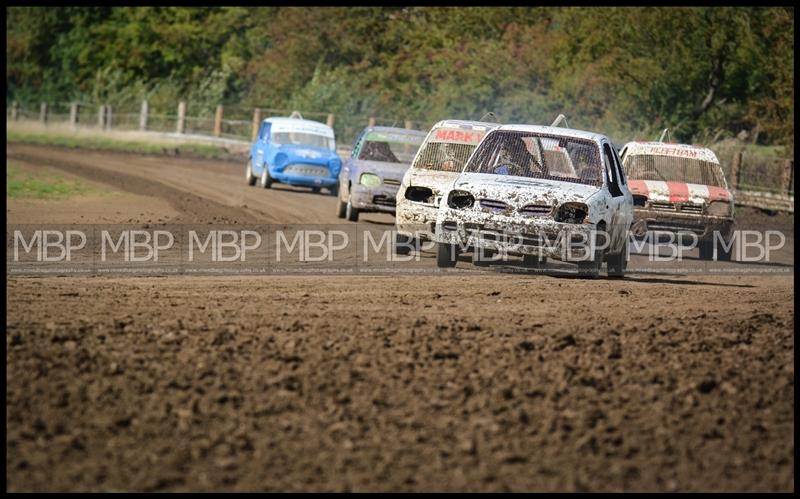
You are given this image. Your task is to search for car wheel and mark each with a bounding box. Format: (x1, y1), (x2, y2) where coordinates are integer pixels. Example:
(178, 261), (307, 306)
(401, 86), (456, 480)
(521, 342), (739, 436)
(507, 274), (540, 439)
(576, 231), (603, 279)
(345, 193), (359, 222)
(329, 184), (339, 197)
(715, 238), (733, 261)
(606, 238), (627, 278)
(472, 247), (495, 267)
(394, 232), (416, 256)
(246, 159), (257, 186)
(698, 240), (713, 260)
(436, 242), (459, 268)
(260, 166), (273, 189)
(522, 254), (546, 268)
(311, 186), (321, 194)
(576, 258), (600, 279)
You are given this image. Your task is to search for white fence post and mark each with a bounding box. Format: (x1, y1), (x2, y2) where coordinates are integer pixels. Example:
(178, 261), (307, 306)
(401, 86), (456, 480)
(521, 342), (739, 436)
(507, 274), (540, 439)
(40, 102), (48, 124)
(177, 101), (186, 134)
(214, 105), (223, 137)
(69, 103), (78, 128)
(11, 101), (19, 121)
(368, 116), (376, 127)
(140, 100), (148, 131)
(326, 113), (335, 128)
(105, 105), (112, 130)
(252, 108), (261, 141)
(98, 105), (106, 128)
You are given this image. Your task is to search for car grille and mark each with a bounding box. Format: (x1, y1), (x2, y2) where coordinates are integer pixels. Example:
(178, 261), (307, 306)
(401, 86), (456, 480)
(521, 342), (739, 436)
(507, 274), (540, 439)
(650, 202), (677, 212)
(681, 204), (704, 214)
(382, 178), (401, 186)
(519, 204), (553, 216)
(283, 164), (330, 177)
(479, 199), (509, 212)
(648, 221), (706, 235)
(464, 224), (555, 247)
(650, 202), (705, 215)
(373, 195), (396, 207)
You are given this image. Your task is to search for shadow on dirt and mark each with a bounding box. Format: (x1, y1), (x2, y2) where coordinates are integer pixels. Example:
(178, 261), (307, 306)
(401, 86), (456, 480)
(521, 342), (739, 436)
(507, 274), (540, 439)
(269, 184), (337, 197)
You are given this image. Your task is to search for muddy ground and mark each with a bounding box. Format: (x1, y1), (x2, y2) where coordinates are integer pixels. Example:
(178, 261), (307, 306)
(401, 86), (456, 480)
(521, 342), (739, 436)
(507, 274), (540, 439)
(5, 144), (795, 491)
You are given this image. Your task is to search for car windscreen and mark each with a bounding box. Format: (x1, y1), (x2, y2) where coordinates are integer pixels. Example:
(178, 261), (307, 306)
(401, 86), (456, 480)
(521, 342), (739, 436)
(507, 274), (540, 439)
(622, 154), (725, 187)
(463, 130), (603, 186)
(412, 142), (478, 172)
(272, 131), (335, 151)
(411, 126), (489, 173)
(358, 131), (424, 163)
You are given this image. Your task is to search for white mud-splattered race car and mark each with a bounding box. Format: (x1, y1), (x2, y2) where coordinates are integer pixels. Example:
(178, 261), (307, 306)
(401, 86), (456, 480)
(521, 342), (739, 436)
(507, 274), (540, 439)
(395, 119), (499, 252)
(619, 141), (735, 260)
(432, 125), (634, 277)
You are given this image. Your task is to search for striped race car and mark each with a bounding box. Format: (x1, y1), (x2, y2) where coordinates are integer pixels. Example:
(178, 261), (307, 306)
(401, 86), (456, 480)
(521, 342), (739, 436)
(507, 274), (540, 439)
(619, 141), (734, 260)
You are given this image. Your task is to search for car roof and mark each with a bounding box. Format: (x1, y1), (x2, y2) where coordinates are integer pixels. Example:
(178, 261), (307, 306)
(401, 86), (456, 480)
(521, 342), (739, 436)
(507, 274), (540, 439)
(495, 124), (608, 143)
(363, 126), (427, 137)
(265, 116), (333, 130)
(431, 119), (500, 130)
(621, 141), (719, 163)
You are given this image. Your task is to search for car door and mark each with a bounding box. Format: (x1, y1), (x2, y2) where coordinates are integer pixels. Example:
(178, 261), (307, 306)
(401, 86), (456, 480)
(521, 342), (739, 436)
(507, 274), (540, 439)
(342, 129), (366, 195)
(601, 141), (628, 252)
(254, 122), (270, 174)
(612, 146), (634, 235)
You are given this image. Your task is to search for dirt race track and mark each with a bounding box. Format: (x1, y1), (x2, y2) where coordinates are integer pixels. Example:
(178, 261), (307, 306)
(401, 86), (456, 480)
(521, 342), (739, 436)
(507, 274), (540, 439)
(5, 144), (795, 491)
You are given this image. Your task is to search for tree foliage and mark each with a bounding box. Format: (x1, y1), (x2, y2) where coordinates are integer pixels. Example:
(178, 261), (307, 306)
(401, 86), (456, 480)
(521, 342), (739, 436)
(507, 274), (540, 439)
(6, 6), (794, 148)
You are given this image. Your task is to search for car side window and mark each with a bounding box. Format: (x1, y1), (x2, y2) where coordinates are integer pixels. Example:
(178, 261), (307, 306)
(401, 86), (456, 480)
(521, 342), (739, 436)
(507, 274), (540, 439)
(351, 131), (366, 159)
(603, 143), (623, 197)
(259, 123), (271, 142)
(612, 147), (626, 185)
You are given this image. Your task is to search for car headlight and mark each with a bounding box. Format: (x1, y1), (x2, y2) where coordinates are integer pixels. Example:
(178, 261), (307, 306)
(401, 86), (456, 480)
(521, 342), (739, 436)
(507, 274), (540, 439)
(555, 202), (588, 224)
(360, 173), (381, 187)
(447, 190), (475, 209)
(707, 201), (731, 217)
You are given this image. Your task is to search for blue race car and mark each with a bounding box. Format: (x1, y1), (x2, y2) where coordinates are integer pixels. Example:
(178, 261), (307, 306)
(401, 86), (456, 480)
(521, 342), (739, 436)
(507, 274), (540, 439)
(246, 113), (342, 195)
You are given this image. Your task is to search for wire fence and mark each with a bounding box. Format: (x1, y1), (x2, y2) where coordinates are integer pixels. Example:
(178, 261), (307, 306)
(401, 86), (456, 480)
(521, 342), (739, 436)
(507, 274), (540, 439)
(7, 100), (436, 152)
(7, 100), (793, 207)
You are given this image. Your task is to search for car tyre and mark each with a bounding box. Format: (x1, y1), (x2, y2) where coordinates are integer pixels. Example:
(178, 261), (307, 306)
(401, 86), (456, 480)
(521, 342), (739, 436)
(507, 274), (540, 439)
(606, 238), (627, 278)
(260, 166), (273, 189)
(336, 200), (347, 219)
(246, 159), (257, 186)
(394, 232), (416, 256)
(522, 254), (546, 268)
(345, 194), (359, 222)
(716, 238), (733, 261)
(472, 248), (495, 267)
(576, 230), (603, 279)
(311, 186), (321, 194)
(436, 242), (459, 268)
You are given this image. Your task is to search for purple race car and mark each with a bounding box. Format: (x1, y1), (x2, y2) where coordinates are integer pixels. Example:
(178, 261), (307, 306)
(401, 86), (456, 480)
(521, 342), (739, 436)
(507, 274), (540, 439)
(336, 126), (426, 221)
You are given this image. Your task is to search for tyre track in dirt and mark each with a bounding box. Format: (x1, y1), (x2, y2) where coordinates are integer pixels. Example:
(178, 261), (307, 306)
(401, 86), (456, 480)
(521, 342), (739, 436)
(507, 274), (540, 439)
(5, 143), (795, 492)
(7, 144), (395, 226)
(6, 274), (795, 491)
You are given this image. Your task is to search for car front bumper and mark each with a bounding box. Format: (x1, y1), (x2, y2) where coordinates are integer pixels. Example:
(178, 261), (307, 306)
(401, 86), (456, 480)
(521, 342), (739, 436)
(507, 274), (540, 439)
(271, 163), (337, 188)
(433, 209), (599, 262)
(395, 200), (439, 240)
(350, 183), (400, 214)
(631, 208), (734, 242)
